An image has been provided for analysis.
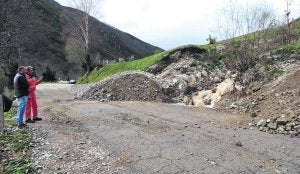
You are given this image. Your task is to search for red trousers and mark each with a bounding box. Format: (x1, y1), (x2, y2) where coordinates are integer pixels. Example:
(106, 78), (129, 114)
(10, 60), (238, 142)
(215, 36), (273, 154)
(25, 91), (38, 120)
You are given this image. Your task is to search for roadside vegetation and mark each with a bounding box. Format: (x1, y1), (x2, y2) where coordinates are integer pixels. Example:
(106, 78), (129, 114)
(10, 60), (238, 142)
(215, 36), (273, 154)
(0, 99), (34, 173)
(0, 129), (34, 174)
(275, 41), (300, 54)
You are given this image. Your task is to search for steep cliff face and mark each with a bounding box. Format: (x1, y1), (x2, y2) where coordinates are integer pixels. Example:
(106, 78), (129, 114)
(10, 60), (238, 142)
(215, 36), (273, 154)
(0, 0), (162, 82)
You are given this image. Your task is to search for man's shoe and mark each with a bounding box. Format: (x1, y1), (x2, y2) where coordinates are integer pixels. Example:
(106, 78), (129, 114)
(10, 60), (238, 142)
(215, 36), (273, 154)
(18, 123), (28, 128)
(33, 117), (42, 121)
(26, 118), (35, 123)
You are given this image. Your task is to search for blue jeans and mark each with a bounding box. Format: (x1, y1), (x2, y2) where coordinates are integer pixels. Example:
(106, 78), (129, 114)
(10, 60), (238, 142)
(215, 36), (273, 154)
(17, 96), (28, 125)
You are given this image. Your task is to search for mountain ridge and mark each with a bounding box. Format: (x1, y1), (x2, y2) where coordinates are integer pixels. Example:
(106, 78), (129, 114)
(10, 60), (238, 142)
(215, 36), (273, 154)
(0, 0), (163, 84)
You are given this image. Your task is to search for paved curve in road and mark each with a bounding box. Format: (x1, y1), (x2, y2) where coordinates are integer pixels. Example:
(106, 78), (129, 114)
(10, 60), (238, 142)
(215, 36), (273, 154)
(32, 84), (300, 174)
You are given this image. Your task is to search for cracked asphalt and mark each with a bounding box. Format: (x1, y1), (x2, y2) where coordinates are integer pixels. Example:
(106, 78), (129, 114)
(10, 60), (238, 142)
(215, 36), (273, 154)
(32, 84), (300, 174)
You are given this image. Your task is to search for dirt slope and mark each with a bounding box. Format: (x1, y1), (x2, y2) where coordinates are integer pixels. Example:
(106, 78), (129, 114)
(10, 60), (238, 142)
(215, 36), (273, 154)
(242, 69), (300, 119)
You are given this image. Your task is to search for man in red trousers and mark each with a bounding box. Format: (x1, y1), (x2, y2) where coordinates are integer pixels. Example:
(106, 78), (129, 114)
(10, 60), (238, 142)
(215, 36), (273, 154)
(25, 66), (44, 123)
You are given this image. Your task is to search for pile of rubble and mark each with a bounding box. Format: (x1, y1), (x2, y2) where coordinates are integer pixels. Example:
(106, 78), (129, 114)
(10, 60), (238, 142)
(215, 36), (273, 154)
(77, 46), (257, 107)
(76, 72), (167, 102)
(78, 47), (236, 104)
(256, 116), (300, 137)
(220, 63), (300, 137)
(76, 48), (220, 102)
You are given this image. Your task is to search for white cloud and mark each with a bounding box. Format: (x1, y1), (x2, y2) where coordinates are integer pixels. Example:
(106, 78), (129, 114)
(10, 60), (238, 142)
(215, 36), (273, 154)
(56, 0), (300, 50)
(100, 0), (220, 49)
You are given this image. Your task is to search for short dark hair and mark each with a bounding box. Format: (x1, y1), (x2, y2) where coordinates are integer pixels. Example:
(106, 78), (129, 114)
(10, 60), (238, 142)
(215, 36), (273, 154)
(26, 66), (33, 72)
(18, 66), (26, 72)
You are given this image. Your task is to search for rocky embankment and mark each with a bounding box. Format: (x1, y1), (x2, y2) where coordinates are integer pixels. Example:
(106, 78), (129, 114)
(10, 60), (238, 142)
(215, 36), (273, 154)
(224, 69), (300, 137)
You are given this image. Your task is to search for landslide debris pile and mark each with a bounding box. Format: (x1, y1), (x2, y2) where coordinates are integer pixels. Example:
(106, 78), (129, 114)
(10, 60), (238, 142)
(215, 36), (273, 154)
(76, 72), (167, 102)
(229, 69), (300, 137)
(217, 59), (300, 137)
(77, 46), (220, 103)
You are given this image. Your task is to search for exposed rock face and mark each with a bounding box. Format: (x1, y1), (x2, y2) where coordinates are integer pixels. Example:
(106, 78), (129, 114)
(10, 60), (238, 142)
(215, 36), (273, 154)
(193, 90), (213, 107)
(192, 79), (235, 108)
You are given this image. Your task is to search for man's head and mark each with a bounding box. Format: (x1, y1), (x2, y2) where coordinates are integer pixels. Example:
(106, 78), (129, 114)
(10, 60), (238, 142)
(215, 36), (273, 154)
(18, 66), (27, 74)
(26, 66), (33, 74)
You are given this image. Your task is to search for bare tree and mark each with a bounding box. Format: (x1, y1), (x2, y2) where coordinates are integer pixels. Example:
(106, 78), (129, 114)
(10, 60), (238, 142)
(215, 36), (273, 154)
(68, 0), (98, 74)
(217, 0), (278, 75)
(65, 37), (85, 64)
(284, 0), (292, 44)
(218, 0), (276, 42)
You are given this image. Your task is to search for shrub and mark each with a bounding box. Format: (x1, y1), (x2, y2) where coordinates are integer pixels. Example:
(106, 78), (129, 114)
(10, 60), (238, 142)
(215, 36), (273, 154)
(42, 66), (56, 82)
(207, 35), (216, 44)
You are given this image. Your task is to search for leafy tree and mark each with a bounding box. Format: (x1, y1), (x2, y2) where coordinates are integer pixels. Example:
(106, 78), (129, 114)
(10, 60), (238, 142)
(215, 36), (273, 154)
(207, 35), (216, 44)
(42, 66), (56, 82)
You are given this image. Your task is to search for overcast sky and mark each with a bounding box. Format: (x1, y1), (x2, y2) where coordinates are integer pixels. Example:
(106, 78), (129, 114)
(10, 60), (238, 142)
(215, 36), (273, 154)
(56, 0), (300, 50)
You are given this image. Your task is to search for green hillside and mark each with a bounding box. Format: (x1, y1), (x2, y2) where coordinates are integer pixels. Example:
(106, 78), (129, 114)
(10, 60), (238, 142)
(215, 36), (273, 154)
(78, 17), (300, 84)
(77, 45), (209, 83)
(77, 50), (170, 83)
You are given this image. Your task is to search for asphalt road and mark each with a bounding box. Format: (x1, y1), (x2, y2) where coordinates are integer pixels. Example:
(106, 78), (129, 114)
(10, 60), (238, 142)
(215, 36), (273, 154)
(32, 84), (300, 174)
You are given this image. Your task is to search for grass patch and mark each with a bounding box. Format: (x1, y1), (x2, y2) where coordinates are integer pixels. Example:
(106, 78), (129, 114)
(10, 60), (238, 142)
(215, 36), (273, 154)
(77, 51), (170, 83)
(275, 41), (300, 54)
(198, 43), (221, 50)
(0, 130), (34, 151)
(270, 68), (285, 80)
(0, 129), (34, 174)
(78, 44), (210, 84)
(3, 157), (33, 174)
(0, 103), (34, 174)
(4, 107), (17, 127)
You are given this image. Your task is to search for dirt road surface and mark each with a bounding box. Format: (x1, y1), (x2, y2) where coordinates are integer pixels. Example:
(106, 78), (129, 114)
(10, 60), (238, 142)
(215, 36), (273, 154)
(31, 84), (300, 174)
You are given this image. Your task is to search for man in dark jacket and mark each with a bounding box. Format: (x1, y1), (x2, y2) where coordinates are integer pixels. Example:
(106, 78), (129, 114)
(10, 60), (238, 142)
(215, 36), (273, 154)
(13, 66), (29, 128)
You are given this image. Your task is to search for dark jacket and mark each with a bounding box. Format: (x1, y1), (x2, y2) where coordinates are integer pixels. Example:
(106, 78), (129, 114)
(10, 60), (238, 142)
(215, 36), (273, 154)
(13, 73), (29, 98)
(0, 80), (3, 94)
(2, 95), (12, 112)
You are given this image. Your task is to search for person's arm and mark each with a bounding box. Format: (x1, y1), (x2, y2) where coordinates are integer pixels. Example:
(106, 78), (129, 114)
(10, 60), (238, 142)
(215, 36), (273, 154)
(35, 76), (44, 85)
